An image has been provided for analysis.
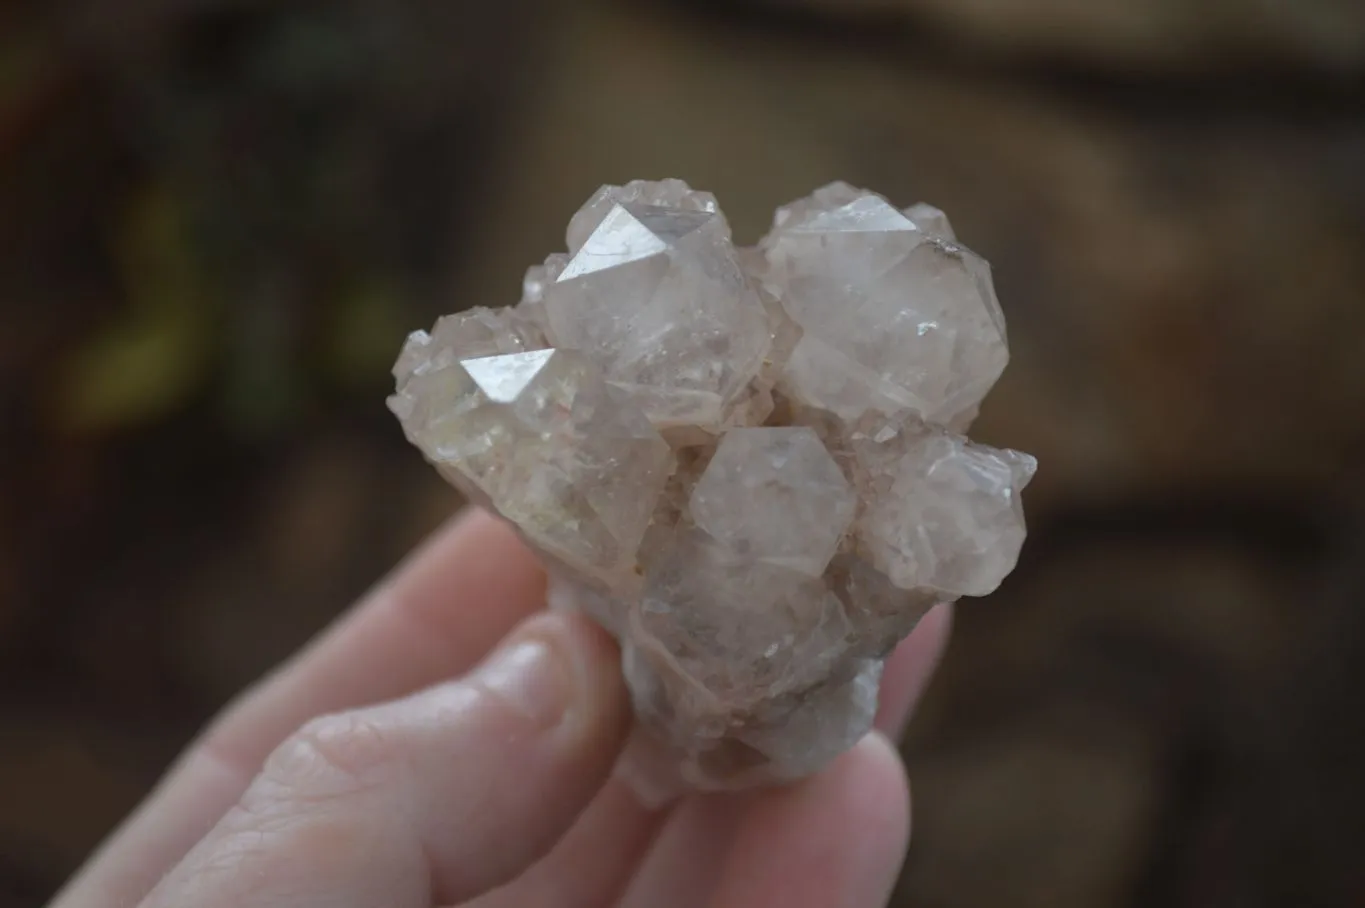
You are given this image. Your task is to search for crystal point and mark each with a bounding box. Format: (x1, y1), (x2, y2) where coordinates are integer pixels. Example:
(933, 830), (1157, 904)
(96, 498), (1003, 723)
(763, 185), (1008, 426)
(545, 189), (773, 433)
(390, 181), (1035, 794)
(849, 413), (1036, 597)
(395, 346), (672, 592)
(567, 178), (725, 253)
(904, 201), (956, 239)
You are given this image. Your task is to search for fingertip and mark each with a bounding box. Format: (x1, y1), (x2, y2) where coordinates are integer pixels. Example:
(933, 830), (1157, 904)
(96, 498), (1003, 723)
(853, 731), (912, 846)
(875, 602), (954, 739)
(840, 732), (913, 907)
(493, 609), (631, 746)
(708, 731), (912, 908)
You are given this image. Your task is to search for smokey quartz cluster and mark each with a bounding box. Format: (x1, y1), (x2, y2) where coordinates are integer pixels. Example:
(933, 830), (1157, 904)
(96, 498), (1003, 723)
(389, 180), (1036, 792)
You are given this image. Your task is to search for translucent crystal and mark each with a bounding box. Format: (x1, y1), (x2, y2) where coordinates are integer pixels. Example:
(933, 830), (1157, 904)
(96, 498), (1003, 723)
(636, 530), (854, 707)
(388, 306), (548, 420)
(722, 249), (803, 431)
(848, 413), (1037, 597)
(828, 554), (941, 656)
(691, 427), (855, 576)
(903, 201), (956, 239)
(771, 180), (867, 231)
(566, 178), (724, 254)
(544, 197), (773, 432)
(390, 181), (1036, 794)
(518, 253), (568, 341)
(391, 347), (673, 592)
(762, 183), (1008, 426)
(626, 529), (860, 787)
(735, 658), (884, 780)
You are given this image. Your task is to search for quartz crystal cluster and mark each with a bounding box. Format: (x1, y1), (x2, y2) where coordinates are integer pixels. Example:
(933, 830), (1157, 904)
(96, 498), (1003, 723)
(389, 179), (1036, 792)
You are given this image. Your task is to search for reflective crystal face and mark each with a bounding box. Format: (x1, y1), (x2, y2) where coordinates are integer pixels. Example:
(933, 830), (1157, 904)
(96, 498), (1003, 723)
(545, 201), (773, 432)
(763, 185), (1009, 426)
(384, 303), (548, 420)
(566, 178), (725, 254)
(390, 180), (1035, 796)
(390, 306), (547, 399)
(393, 347), (673, 591)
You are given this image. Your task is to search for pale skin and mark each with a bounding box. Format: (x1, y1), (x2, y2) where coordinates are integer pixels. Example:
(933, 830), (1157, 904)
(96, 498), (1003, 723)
(49, 508), (953, 908)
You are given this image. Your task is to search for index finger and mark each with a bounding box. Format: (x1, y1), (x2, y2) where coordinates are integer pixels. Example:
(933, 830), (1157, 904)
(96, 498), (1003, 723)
(53, 507), (547, 908)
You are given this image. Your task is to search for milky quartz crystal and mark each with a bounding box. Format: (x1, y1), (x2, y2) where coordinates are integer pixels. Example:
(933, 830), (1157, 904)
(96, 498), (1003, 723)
(390, 180), (1036, 795)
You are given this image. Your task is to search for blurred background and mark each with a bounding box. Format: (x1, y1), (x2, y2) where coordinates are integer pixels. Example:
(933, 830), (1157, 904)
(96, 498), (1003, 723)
(3, 0), (1365, 904)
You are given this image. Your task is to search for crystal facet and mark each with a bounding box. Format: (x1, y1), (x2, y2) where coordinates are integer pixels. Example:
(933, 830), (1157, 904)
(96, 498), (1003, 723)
(390, 179), (1036, 794)
(691, 427), (855, 576)
(392, 346), (673, 592)
(761, 183), (1009, 427)
(566, 178), (725, 254)
(903, 201), (956, 239)
(847, 412), (1036, 597)
(544, 200), (773, 433)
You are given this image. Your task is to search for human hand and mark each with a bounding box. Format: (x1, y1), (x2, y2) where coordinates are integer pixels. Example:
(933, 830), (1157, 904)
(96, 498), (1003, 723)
(50, 509), (952, 908)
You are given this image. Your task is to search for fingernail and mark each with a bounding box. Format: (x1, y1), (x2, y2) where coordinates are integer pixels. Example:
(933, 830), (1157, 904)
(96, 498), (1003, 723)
(475, 627), (573, 728)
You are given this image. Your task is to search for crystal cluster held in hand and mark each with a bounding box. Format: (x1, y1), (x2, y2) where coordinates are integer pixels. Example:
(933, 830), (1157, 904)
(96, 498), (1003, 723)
(389, 180), (1036, 792)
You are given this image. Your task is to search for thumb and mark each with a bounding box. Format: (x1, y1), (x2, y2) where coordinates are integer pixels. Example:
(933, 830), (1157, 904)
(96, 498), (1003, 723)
(141, 611), (630, 908)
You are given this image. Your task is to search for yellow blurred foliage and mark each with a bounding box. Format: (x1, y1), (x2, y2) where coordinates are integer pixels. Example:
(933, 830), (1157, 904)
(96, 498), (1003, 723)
(57, 188), (214, 432)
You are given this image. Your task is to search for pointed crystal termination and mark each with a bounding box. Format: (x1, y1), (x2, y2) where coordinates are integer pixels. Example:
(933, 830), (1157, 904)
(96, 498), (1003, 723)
(848, 412), (1037, 597)
(761, 183), (1008, 427)
(544, 199), (776, 433)
(566, 178), (725, 254)
(388, 306), (550, 421)
(392, 345), (673, 592)
(389, 180), (1036, 795)
(903, 201), (956, 240)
